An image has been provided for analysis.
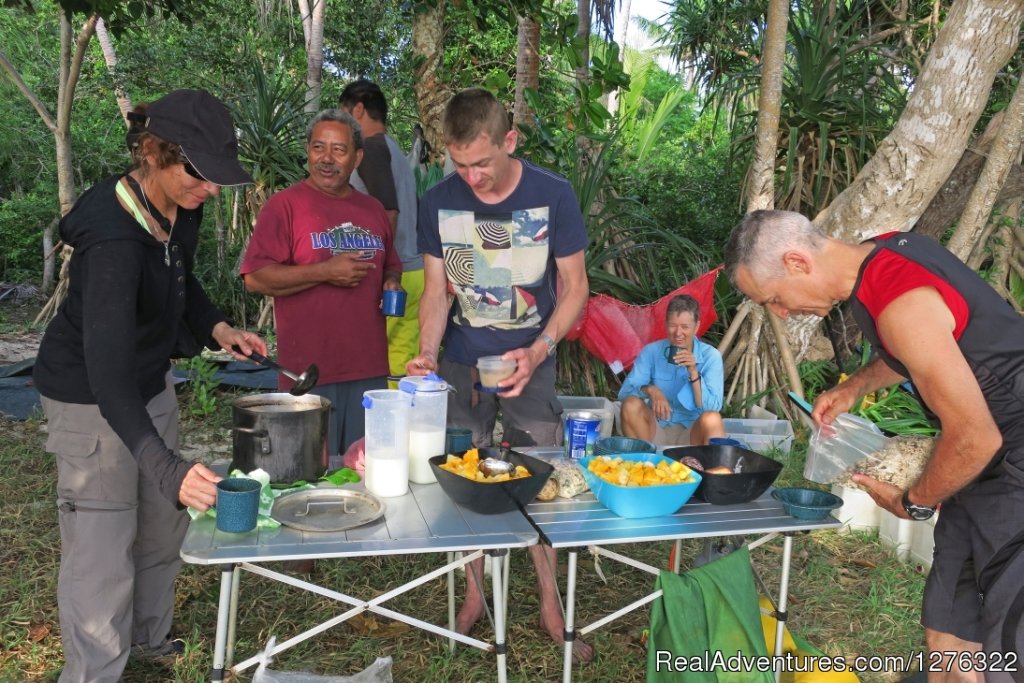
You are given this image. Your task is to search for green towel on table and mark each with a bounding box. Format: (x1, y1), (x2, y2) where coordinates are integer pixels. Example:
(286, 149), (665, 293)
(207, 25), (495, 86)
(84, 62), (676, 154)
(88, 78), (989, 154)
(647, 546), (773, 682)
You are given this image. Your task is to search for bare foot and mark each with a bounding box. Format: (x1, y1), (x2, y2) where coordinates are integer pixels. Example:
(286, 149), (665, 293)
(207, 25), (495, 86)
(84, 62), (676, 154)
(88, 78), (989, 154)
(454, 597), (486, 636)
(539, 604), (595, 664)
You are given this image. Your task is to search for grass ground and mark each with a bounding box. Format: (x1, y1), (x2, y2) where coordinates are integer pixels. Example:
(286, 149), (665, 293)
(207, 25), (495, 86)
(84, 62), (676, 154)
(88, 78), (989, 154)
(0, 304), (929, 682)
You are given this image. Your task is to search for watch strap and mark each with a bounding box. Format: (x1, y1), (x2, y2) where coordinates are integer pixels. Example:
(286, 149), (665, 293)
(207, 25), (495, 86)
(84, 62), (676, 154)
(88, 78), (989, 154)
(539, 333), (556, 357)
(901, 490), (935, 520)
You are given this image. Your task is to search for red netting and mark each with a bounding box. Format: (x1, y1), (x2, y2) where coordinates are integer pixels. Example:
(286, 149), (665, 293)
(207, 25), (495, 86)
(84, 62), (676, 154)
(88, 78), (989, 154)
(565, 267), (721, 371)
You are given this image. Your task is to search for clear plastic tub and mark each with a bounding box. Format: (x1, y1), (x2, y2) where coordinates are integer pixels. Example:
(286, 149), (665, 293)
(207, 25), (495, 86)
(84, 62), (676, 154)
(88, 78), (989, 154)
(476, 355), (516, 388)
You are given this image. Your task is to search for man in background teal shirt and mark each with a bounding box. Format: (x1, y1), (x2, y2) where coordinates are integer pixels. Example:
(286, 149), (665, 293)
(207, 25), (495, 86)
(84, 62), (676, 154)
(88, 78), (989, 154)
(618, 295), (726, 445)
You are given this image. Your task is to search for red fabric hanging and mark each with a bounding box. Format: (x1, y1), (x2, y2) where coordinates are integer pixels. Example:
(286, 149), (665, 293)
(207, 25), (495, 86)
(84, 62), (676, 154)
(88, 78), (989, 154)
(565, 267), (722, 372)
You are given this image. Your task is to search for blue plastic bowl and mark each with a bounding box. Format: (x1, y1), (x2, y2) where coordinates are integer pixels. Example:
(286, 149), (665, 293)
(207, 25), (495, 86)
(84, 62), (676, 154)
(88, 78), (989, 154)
(579, 453), (702, 518)
(771, 487), (843, 521)
(593, 436), (657, 456)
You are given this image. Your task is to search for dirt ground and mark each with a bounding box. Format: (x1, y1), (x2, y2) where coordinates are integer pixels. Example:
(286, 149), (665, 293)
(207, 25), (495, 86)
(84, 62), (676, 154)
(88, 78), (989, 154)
(0, 298), (43, 363)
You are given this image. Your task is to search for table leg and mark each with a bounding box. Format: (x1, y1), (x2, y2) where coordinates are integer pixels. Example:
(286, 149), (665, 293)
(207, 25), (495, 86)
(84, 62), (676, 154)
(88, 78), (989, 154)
(503, 549), (511, 615)
(672, 539), (682, 573)
(226, 564), (241, 668)
(562, 549), (579, 683)
(774, 533), (795, 683)
(490, 550), (508, 683)
(447, 551), (456, 652)
(211, 563), (236, 682)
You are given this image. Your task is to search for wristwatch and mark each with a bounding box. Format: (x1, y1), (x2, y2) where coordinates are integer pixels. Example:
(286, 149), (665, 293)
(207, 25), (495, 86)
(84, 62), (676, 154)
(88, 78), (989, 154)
(901, 490), (936, 521)
(539, 333), (557, 357)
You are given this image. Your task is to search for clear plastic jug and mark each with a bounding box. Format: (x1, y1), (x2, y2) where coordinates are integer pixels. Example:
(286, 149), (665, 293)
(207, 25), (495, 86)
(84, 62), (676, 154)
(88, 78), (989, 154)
(362, 389), (409, 497)
(399, 374), (449, 484)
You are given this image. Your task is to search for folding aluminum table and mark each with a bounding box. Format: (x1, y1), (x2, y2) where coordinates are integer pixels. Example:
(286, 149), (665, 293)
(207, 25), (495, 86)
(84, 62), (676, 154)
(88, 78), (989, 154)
(181, 481), (538, 683)
(523, 448), (841, 683)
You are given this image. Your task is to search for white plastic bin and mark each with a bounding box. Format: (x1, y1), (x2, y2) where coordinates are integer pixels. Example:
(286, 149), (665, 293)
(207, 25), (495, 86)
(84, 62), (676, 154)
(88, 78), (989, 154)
(879, 509), (914, 561)
(910, 512), (938, 571)
(831, 484), (881, 532)
(559, 396), (615, 438)
(723, 418), (794, 454)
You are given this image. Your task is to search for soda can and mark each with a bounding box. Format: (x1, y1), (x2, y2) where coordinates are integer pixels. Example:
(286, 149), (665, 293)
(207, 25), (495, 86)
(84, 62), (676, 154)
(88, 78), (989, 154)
(565, 410), (603, 460)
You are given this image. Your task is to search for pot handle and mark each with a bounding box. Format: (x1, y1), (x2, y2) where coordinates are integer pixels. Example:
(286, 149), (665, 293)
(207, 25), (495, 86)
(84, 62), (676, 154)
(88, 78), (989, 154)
(232, 426), (271, 454)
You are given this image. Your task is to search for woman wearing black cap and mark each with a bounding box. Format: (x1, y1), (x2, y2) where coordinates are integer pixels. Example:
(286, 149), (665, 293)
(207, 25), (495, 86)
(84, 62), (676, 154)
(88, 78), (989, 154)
(33, 89), (266, 682)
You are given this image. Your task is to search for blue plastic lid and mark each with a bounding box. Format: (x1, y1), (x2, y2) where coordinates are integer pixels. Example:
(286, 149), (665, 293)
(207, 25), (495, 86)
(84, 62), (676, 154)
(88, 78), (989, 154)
(399, 373), (448, 394)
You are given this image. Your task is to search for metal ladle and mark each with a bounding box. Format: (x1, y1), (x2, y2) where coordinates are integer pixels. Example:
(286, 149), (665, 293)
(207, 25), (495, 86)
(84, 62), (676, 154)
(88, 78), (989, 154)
(236, 347), (319, 396)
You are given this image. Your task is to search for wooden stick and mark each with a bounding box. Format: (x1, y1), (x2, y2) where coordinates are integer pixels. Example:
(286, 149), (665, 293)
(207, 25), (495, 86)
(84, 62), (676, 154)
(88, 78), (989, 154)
(766, 309), (805, 399)
(717, 300), (751, 357)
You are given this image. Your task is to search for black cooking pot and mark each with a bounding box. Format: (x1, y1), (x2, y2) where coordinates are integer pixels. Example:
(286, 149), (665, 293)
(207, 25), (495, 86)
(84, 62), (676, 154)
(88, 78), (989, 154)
(230, 393), (330, 483)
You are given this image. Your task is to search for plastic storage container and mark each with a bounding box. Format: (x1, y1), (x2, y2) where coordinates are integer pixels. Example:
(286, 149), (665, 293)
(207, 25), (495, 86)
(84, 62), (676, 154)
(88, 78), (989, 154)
(830, 484), (881, 532)
(558, 396), (615, 438)
(476, 356), (516, 389)
(910, 513), (938, 570)
(362, 389), (410, 498)
(399, 375), (449, 484)
(722, 418), (794, 455)
(879, 509), (914, 560)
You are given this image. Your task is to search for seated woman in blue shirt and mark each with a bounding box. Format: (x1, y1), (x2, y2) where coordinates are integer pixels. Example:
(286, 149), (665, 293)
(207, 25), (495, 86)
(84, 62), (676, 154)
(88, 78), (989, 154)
(618, 294), (726, 445)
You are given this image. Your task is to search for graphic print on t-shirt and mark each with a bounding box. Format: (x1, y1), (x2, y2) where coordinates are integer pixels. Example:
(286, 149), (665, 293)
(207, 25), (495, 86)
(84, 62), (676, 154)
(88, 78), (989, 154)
(438, 208), (549, 330)
(309, 222), (384, 261)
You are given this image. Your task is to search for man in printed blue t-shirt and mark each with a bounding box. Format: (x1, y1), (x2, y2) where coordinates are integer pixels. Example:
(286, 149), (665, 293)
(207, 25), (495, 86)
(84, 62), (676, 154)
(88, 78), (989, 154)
(619, 294), (726, 445)
(406, 88), (591, 662)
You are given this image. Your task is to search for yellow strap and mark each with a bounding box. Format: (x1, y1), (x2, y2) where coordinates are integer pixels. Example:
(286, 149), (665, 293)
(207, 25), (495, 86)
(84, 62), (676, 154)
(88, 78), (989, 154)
(115, 177), (161, 239)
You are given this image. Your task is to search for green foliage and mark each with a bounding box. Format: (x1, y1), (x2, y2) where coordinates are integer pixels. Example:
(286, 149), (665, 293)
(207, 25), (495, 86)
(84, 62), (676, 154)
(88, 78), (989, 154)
(182, 355), (221, 417)
(230, 60), (308, 194)
(0, 185), (57, 281)
(852, 384), (938, 436)
(798, 359), (839, 401)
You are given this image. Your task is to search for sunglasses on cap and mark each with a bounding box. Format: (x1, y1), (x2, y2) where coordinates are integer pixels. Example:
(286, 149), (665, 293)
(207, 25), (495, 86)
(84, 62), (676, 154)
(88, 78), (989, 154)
(177, 151), (205, 180)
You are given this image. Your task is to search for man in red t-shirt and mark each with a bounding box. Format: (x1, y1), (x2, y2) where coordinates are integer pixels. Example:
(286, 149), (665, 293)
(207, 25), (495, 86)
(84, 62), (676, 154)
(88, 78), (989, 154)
(241, 110), (402, 459)
(725, 209), (1024, 681)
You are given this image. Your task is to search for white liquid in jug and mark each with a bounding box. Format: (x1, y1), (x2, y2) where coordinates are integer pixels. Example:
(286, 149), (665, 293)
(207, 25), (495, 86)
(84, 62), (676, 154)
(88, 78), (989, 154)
(408, 428), (446, 484)
(364, 453), (409, 498)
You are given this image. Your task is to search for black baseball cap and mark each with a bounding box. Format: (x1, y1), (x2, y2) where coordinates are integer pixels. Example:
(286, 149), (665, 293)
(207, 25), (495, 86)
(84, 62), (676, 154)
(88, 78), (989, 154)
(145, 89), (253, 186)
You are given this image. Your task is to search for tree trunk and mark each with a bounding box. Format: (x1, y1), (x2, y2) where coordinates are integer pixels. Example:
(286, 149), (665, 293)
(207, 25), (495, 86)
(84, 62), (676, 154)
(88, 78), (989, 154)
(575, 0), (590, 91)
(815, 0), (1024, 242)
(723, 0), (805, 416)
(95, 17), (131, 120)
(947, 77), (1024, 261)
(606, 0), (631, 118)
(513, 15), (540, 129)
(746, 0), (788, 211)
(41, 218), (58, 295)
(297, 0), (325, 114)
(411, 1), (448, 163)
(914, 150), (1024, 241)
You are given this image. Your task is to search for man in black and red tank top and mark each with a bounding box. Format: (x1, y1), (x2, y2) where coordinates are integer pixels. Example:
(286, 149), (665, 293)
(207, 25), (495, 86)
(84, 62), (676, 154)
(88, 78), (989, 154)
(726, 210), (1024, 680)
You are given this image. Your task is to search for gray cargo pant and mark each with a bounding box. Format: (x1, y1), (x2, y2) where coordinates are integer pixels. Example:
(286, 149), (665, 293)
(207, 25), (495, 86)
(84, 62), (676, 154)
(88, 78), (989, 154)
(41, 375), (187, 683)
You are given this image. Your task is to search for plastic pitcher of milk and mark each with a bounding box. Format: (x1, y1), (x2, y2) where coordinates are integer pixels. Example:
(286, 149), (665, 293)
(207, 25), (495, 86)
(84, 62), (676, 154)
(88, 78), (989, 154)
(362, 389), (410, 497)
(399, 374), (449, 484)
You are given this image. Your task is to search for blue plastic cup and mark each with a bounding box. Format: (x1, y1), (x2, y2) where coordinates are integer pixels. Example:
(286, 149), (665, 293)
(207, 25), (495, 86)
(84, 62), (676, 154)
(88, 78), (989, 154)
(215, 478), (261, 533)
(382, 290), (407, 317)
(662, 345), (682, 364)
(445, 427), (473, 454)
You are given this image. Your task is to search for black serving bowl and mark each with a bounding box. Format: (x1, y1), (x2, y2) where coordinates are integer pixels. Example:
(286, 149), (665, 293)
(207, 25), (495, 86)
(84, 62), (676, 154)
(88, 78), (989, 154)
(429, 447), (555, 515)
(663, 444), (783, 505)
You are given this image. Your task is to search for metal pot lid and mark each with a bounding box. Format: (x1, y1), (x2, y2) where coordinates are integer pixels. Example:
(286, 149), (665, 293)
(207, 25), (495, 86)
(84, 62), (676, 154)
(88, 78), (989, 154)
(398, 373), (449, 394)
(271, 487), (385, 532)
